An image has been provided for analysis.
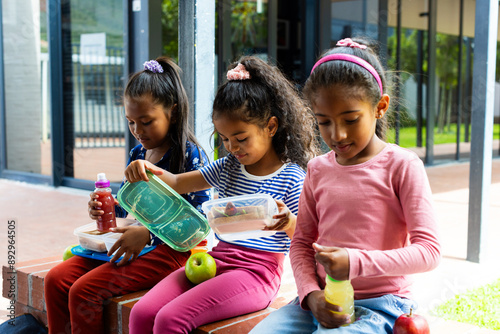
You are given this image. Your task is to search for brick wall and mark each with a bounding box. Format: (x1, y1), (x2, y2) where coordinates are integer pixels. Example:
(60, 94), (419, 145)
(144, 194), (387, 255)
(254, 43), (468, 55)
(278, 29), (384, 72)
(2, 257), (294, 333)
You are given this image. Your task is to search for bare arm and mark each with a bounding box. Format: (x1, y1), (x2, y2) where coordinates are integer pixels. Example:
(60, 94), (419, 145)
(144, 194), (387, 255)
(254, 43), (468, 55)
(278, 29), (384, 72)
(124, 159), (211, 194)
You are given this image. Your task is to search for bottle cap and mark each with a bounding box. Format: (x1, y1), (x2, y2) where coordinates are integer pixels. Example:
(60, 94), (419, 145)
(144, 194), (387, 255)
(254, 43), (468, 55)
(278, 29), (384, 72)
(95, 173), (110, 188)
(326, 275), (344, 283)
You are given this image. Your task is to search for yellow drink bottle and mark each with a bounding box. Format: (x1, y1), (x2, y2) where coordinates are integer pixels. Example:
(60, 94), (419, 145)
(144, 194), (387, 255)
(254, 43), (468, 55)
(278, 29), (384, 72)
(324, 275), (355, 325)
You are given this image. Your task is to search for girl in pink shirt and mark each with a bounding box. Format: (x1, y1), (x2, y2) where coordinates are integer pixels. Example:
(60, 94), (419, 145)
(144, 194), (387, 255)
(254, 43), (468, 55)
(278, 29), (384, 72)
(250, 38), (441, 333)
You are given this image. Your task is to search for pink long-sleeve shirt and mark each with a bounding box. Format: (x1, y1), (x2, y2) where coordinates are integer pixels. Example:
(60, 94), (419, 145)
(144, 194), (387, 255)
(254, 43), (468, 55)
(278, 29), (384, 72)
(291, 144), (441, 308)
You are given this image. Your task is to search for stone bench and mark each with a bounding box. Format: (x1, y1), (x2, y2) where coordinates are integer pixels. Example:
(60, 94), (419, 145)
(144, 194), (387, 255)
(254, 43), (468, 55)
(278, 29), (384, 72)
(2, 256), (294, 333)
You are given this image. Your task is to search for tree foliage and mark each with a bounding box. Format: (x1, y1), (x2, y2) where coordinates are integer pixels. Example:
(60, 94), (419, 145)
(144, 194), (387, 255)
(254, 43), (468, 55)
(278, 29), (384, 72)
(162, 0), (179, 61)
(387, 29), (420, 76)
(230, 2), (268, 55)
(388, 29), (466, 87)
(387, 29), (472, 132)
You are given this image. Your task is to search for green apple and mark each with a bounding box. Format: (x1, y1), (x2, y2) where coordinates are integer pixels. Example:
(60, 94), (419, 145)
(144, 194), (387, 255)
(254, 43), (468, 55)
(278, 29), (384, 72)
(185, 252), (216, 284)
(63, 244), (78, 261)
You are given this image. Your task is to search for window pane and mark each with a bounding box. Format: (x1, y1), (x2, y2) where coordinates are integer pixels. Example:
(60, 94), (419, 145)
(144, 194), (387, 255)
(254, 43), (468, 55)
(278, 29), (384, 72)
(162, 0), (179, 61)
(2, 0), (51, 175)
(330, 0), (379, 44)
(227, 0), (269, 62)
(64, 0), (126, 183)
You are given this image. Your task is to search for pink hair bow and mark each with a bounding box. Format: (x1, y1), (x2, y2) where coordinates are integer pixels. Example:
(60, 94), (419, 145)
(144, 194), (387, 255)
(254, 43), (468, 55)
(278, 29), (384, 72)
(336, 38), (367, 49)
(227, 63), (251, 81)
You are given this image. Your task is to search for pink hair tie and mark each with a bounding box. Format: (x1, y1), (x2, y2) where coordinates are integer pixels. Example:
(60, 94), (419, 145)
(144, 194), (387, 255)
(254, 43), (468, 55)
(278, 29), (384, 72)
(310, 54), (383, 96)
(336, 38), (367, 49)
(227, 63), (251, 81)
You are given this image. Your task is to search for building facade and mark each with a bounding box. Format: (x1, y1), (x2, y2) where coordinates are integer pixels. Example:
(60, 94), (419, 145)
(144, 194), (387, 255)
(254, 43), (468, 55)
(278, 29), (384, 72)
(1, 1), (498, 263)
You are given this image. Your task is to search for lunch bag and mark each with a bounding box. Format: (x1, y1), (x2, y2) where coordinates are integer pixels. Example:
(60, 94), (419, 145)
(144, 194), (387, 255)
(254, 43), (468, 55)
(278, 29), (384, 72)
(0, 313), (47, 334)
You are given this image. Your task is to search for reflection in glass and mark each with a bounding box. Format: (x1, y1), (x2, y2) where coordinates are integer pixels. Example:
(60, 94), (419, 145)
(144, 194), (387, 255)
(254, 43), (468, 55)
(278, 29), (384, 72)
(3, 1), (51, 175)
(64, 0), (126, 182)
(330, 0), (378, 44)
(231, 1), (268, 58)
(162, 0), (179, 61)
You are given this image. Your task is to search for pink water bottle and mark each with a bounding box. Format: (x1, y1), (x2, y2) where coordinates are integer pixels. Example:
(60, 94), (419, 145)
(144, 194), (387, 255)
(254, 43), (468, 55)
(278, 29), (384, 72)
(94, 173), (116, 232)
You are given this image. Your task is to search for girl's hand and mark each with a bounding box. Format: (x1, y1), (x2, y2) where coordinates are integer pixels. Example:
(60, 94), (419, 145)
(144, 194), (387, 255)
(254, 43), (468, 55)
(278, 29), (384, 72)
(313, 243), (350, 281)
(306, 290), (352, 328)
(124, 159), (164, 183)
(107, 225), (151, 266)
(265, 200), (296, 238)
(88, 193), (119, 220)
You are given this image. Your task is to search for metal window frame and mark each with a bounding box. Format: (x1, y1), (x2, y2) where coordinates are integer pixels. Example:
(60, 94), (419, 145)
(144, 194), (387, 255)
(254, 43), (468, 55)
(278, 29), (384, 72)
(303, 0), (319, 76)
(0, 1), (6, 177)
(425, 0), (437, 166)
(48, 0), (66, 188)
(467, 0), (498, 263)
(179, 0), (215, 155)
(455, 0), (464, 160)
(378, 0), (389, 70)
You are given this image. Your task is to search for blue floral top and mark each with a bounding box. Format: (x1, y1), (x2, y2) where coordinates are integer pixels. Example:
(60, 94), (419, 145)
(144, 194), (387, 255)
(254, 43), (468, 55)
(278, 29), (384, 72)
(115, 141), (212, 245)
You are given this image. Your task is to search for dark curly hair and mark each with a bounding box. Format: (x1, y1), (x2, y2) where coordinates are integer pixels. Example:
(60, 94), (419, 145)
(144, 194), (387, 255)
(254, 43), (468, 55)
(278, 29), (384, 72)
(212, 56), (320, 170)
(124, 56), (202, 174)
(303, 38), (389, 140)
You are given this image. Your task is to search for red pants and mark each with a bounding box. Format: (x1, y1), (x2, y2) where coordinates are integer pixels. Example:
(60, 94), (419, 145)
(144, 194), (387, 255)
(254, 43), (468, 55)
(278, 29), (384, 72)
(44, 244), (190, 334)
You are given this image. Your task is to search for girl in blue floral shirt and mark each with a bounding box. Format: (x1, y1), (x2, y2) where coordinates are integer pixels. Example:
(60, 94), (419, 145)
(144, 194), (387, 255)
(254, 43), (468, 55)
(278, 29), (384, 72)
(44, 57), (210, 334)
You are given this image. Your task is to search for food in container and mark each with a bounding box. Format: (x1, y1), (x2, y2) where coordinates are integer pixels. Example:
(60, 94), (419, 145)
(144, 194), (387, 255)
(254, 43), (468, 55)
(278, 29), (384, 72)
(202, 194), (279, 240)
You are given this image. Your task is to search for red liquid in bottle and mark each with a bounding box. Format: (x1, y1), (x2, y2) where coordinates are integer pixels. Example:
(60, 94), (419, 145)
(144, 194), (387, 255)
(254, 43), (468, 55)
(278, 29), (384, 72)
(95, 188), (116, 232)
(94, 173), (117, 232)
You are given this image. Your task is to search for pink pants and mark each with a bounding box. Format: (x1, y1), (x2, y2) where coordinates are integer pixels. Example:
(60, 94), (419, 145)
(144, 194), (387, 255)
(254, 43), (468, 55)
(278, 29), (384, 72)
(44, 244), (190, 334)
(129, 241), (285, 334)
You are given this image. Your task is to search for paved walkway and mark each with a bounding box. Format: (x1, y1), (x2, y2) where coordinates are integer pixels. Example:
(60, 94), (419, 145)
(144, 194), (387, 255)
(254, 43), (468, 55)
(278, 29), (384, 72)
(1, 158), (500, 332)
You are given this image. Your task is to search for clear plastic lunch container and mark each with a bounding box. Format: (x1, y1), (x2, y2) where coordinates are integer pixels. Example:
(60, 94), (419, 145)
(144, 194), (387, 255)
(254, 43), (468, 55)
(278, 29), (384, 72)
(116, 171), (210, 252)
(74, 218), (138, 253)
(201, 194), (279, 241)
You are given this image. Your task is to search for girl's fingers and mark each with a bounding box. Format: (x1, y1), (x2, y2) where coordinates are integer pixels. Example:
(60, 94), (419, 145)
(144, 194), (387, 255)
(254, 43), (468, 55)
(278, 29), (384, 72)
(141, 162), (164, 179)
(117, 251), (136, 267)
(109, 247), (123, 263)
(134, 168), (144, 182)
(313, 243), (341, 252)
(147, 165), (164, 175)
(108, 244), (118, 257)
(88, 206), (103, 219)
(124, 164), (142, 183)
(135, 163), (148, 181)
(109, 227), (127, 233)
(130, 167), (143, 182)
(116, 255), (129, 267)
(124, 160), (163, 183)
(136, 161), (150, 181)
(130, 253), (139, 263)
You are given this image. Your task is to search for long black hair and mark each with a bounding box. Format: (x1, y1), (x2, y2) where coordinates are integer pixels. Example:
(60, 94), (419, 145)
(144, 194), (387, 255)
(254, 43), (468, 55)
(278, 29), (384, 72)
(212, 56), (320, 169)
(124, 56), (201, 173)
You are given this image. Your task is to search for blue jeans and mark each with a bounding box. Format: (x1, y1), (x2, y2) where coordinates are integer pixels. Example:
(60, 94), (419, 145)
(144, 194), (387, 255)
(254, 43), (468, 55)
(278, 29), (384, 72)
(249, 294), (417, 334)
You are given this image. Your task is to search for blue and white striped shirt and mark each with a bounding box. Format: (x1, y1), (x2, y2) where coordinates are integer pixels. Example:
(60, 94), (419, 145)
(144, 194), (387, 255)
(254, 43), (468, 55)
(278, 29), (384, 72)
(199, 154), (306, 253)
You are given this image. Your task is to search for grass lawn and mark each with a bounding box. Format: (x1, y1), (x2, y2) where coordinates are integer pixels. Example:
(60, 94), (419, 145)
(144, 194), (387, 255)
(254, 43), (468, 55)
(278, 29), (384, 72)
(433, 278), (500, 330)
(386, 124), (500, 148)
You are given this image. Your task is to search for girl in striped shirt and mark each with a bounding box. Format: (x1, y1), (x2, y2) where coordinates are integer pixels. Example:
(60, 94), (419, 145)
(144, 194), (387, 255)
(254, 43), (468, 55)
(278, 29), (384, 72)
(125, 56), (321, 334)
